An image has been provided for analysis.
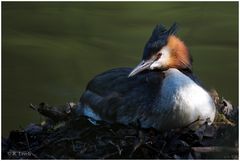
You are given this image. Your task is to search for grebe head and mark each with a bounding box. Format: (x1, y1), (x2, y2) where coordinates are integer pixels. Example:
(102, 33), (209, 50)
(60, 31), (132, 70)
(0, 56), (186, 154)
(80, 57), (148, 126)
(129, 23), (192, 77)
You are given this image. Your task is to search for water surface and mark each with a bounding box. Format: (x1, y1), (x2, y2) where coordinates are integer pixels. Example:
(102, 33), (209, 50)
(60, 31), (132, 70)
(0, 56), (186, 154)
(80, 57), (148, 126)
(2, 2), (238, 136)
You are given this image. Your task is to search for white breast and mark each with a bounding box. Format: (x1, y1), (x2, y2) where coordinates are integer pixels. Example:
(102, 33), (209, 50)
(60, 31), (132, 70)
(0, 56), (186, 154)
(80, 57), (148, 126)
(155, 68), (216, 129)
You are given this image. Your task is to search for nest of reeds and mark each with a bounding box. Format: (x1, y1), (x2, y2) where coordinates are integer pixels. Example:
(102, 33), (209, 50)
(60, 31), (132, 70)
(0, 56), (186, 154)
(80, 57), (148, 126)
(2, 90), (238, 159)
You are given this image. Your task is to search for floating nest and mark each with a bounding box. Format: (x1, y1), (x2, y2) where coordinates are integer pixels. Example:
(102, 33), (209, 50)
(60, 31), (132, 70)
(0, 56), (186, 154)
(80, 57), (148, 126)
(2, 90), (238, 159)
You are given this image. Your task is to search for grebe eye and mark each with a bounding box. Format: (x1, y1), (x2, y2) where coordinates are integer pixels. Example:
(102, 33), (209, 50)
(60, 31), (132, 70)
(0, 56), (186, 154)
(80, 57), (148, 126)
(156, 53), (162, 59)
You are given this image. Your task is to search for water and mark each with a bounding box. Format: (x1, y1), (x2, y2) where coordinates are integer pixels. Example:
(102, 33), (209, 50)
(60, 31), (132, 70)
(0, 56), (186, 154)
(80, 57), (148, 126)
(2, 2), (238, 137)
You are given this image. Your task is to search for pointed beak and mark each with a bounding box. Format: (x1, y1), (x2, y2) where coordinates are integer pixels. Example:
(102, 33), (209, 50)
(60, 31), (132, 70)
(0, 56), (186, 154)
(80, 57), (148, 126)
(128, 60), (154, 77)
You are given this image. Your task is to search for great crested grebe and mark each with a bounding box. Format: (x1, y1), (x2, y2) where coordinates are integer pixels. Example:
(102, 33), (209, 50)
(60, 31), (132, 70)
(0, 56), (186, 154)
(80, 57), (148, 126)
(77, 23), (216, 130)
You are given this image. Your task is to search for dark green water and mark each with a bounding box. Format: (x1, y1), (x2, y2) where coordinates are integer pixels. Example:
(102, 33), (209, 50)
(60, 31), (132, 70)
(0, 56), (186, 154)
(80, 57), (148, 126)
(2, 2), (238, 137)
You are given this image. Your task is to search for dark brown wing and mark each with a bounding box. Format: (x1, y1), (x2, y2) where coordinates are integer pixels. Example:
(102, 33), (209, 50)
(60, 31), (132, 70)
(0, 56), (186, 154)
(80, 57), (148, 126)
(79, 67), (164, 124)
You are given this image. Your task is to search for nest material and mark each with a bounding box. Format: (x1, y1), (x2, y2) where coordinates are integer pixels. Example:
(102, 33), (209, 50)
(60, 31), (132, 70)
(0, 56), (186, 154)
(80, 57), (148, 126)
(2, 90), (238, 159)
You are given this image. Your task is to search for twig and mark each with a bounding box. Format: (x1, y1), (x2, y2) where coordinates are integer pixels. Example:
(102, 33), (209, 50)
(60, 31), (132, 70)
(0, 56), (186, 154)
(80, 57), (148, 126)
(24, 132), (31, 151)
(54, 136), (81, 144)
(29, 104), (38, 111)
(181, 117), (201, 130)
(129, 141), (142, 158)
(29, 152), (39, 159)
(192, 146), (238, 153)
(108, 140), (122, 155)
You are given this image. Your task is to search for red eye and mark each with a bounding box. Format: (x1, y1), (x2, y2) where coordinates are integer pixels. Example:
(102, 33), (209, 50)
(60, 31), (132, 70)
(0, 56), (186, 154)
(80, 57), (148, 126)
(156, 53), (162, 59)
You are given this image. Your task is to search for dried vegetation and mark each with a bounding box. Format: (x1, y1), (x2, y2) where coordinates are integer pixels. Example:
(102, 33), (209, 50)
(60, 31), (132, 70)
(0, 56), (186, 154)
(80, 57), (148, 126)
(2, 90), (238, 159)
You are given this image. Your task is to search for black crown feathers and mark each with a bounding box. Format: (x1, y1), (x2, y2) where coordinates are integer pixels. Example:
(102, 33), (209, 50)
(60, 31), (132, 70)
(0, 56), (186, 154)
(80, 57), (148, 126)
(142, 23), (178, 60)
